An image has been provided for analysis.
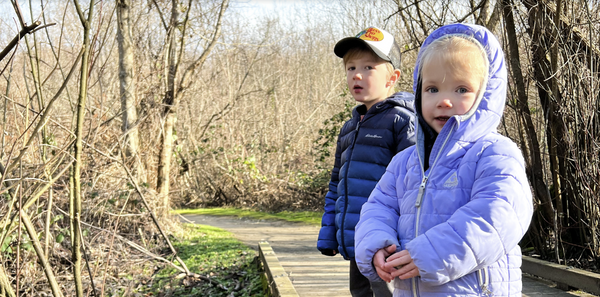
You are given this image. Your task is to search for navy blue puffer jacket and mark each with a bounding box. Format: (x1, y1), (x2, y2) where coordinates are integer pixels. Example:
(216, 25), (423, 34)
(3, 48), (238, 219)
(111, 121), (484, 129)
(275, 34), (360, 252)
(317, 92), (416, 259)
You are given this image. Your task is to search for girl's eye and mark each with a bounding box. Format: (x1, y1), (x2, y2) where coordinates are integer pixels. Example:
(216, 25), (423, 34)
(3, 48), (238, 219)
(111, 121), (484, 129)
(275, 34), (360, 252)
(365, 66), (374, 70)
(347, 66), (355, 71)
(457, 87), (468, 94)
(426, 87), (438, 93)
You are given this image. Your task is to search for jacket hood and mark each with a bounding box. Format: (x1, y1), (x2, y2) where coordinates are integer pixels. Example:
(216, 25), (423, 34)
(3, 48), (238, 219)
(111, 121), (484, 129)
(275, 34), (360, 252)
(353, 91), (415, 117)
(387, 91), (416, 113)
(412, 23), (507, 144)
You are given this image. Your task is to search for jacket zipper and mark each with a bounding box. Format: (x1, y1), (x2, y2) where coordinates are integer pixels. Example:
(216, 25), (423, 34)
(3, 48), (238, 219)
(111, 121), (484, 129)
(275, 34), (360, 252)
(412, 122), (456, 297)
(340, 120), (363, 257)
(478, 268), (492, 296)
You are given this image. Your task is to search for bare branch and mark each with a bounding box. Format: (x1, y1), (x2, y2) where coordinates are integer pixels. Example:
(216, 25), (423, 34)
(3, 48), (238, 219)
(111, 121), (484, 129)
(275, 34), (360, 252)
(6, 48), (83, 174)
(21, 210), (64, 297)
(151, 0), (169, 31)
(0, 21), (41, 63)
(176, 0), (230, 98)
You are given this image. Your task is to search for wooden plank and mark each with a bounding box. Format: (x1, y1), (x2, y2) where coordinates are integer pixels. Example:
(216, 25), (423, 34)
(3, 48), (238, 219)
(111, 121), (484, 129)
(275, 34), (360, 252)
(522, 256), (600, 295)
(259, 241), (299, 297)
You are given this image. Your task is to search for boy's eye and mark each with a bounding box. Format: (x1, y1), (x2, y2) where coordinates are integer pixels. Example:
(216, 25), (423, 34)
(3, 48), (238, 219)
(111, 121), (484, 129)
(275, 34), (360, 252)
(365, 66), (374, 70)
(457, 87), (468, 94)
(347, 66), (356, 71)
(426, 87), (438, 93)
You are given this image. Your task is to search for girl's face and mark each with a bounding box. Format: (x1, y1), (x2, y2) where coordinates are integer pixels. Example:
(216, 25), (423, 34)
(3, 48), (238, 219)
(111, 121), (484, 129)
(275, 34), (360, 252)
(420, 56), (482, 133)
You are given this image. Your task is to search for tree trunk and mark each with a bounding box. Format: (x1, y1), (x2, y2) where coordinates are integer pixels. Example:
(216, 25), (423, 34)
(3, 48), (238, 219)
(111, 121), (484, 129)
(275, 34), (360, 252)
(117, 0), (144, 182)
(157, 112), (176, 213)
(71, 0), (95, 295)
(156, 0), (180, 214)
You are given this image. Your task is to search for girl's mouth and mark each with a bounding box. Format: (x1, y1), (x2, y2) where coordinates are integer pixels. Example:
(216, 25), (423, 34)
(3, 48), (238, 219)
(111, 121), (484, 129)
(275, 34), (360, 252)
(435, 116), (450, 123)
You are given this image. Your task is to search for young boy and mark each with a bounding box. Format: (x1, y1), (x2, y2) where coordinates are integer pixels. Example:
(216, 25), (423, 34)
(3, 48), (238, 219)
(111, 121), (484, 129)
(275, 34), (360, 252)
(354, 23), (533, 296)
(317, 26), (416, 297)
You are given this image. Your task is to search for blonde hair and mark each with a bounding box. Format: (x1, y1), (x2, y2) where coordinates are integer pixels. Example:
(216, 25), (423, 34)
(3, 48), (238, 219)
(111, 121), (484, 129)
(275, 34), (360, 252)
(343, 46), (397, 96)
(418, 35), (488, 89)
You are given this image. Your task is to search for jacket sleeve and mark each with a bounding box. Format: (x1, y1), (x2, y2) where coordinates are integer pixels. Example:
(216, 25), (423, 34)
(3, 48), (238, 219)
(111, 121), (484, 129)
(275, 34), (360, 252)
(317, 133), (343, 253)
(394, 108), (416, 154)
(406, 140), (534, 285)
(354, 153), (408, 281)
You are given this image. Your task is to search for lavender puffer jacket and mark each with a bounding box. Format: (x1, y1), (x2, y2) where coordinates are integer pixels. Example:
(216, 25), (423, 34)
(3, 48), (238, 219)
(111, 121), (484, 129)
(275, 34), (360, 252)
(355, 23), (533, 297)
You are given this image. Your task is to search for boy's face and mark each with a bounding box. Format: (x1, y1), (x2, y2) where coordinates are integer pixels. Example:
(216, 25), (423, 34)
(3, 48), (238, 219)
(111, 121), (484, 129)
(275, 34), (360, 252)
(346, 55), (394, 110)
(421, 58), (480, 133)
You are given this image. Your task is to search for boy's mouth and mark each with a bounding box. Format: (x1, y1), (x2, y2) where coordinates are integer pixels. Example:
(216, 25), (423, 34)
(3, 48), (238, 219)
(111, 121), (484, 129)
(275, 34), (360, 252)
(353, 85), (363, 91)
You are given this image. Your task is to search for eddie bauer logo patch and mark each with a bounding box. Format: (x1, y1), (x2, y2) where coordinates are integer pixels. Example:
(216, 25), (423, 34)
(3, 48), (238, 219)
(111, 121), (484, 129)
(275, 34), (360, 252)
(365, 134), (383, 139)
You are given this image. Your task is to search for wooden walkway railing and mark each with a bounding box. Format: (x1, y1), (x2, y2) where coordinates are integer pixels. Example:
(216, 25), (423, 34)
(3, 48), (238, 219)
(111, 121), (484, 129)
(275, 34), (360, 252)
(522, 256), (600, 296)
(259, 241), (299, 297)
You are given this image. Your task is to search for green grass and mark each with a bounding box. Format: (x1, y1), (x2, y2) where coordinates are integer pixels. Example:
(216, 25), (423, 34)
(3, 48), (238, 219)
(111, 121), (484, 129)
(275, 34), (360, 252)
(142, 224), (263, 297)
(174, 207), (322, 226)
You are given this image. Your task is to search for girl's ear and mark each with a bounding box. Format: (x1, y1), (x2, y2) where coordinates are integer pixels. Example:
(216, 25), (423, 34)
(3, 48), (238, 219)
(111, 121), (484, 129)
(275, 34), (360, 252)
(387, 69), (402, 87)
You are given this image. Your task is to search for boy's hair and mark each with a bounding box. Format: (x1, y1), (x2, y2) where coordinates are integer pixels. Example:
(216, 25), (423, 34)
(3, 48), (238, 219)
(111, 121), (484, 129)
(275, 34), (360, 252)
(343, 45), (397, 96)
(418, 35), (488, 90)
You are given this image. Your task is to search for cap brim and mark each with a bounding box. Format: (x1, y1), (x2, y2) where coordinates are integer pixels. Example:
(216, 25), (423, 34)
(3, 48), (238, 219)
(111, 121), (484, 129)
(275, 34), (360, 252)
(334, 38), (365, 58)
(334, 37), (392, 65)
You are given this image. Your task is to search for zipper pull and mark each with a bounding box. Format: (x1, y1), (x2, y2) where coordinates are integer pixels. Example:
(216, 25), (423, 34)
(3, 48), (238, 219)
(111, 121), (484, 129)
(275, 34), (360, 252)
(481, 284), (492, 296)
(415, 176), (428, 207)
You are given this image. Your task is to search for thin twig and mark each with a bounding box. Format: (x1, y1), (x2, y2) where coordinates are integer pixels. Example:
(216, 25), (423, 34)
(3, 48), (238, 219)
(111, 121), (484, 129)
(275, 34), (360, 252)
(120, 151), (191, 274)
(78, 223), (98, 297)
(20, 209), (64, 297)
(99, 190), (131, 297)
(53, 207), (188, 275)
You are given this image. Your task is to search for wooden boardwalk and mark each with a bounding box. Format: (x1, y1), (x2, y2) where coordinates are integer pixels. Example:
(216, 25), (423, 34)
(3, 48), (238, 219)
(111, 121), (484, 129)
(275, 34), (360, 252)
(183, 214), (597, 297)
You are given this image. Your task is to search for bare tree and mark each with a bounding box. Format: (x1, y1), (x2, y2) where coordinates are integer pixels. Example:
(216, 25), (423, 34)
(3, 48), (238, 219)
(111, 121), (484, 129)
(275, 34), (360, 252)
(117, 0), (144, 184)
(502, 0), (555, 257)
(155, 0), (229, 214)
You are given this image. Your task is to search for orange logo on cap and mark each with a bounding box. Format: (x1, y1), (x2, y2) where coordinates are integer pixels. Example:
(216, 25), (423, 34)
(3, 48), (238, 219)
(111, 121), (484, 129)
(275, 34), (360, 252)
(358, 27), (384, 42)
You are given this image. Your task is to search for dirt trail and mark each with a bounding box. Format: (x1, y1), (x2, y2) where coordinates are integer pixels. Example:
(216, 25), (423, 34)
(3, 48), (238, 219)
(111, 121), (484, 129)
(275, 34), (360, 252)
(182, 214), (596, 297)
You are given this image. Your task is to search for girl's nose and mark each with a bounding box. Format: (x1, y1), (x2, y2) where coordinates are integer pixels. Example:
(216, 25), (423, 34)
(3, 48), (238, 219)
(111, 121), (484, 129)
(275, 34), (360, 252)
(353, 72), (362, 80)
(438, 98), (452, 108)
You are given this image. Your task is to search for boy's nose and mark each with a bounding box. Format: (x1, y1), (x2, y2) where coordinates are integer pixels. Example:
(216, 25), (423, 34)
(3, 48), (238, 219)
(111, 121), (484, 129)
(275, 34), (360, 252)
(353, 73), (362, 80)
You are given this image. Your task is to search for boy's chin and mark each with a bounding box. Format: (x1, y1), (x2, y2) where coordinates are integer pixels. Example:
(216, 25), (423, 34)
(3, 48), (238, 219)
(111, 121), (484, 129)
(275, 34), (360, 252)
(355, 98), (385, 104)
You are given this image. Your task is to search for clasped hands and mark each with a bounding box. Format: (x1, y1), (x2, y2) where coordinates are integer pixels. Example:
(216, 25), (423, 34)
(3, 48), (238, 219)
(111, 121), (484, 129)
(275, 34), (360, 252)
(373, 244), (420, 283)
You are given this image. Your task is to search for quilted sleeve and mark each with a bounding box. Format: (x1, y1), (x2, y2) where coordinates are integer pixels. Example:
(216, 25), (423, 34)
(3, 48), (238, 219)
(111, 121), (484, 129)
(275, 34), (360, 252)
(354, 152), (409, 281)
(317, 132), (343, 253)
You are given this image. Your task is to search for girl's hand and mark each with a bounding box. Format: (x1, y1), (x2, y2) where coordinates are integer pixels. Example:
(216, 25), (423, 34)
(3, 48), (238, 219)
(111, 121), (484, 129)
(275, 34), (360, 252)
(384, 249), (420, 279)
(373, 244), (398, 283)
